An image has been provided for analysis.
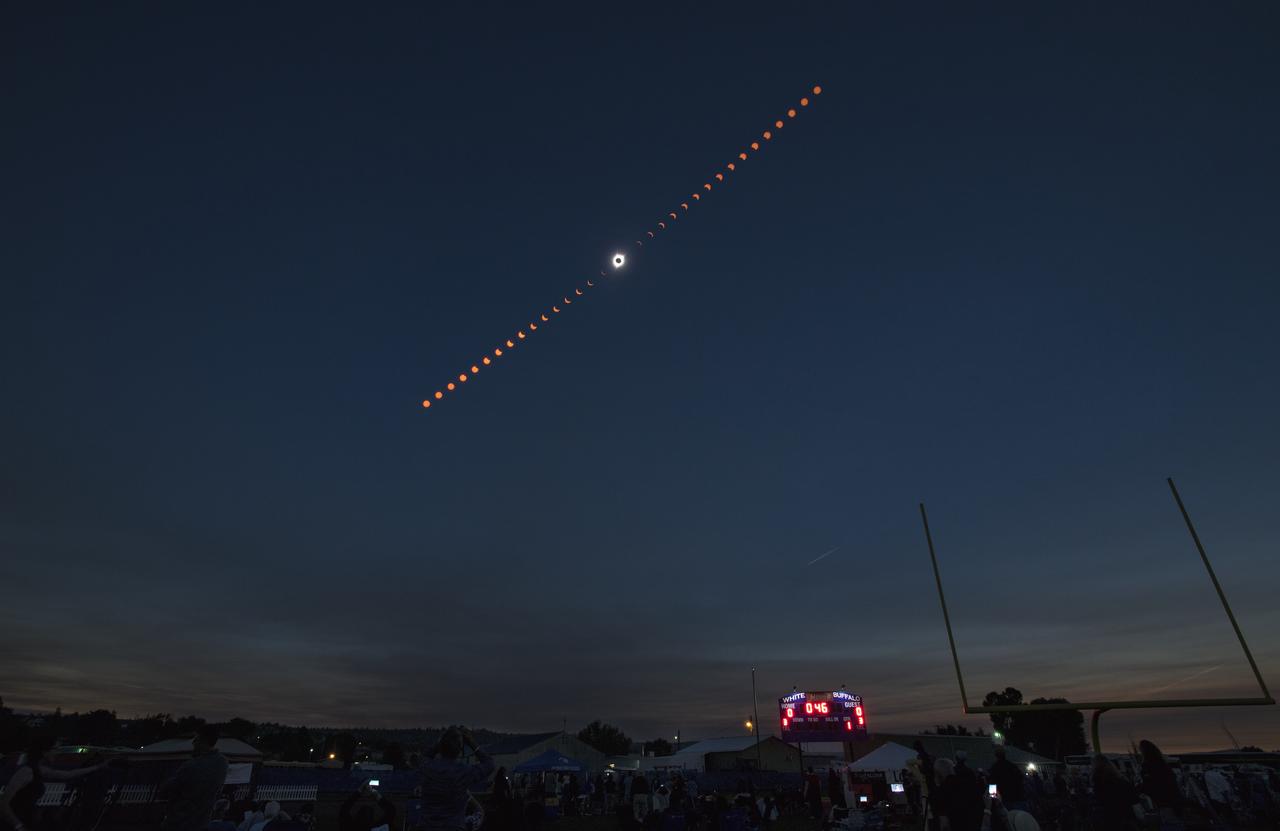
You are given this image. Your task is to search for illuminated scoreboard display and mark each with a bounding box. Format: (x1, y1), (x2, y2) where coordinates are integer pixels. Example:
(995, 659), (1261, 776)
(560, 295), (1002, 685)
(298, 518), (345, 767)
(779, 690), (868, 743)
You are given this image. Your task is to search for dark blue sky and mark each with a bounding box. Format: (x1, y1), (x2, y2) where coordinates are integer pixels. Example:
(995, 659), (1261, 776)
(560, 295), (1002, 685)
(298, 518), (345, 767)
(3, 5), (1278, 751)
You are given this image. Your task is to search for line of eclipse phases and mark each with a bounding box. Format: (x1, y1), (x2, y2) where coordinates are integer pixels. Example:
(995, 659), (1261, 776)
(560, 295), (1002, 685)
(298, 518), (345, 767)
(421, 85), (823, 411)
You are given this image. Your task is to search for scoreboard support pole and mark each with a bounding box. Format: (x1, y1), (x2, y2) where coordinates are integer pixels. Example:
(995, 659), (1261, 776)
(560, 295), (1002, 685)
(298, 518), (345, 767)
(751, 668), (763, 774)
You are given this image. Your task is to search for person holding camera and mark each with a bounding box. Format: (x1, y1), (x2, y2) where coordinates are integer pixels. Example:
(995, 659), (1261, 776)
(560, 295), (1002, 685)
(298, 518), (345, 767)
(419, 728), (495, 831)
(340, 783), (395, 831)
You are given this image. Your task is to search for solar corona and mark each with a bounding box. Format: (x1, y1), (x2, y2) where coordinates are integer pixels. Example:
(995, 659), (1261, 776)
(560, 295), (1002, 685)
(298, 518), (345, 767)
(421, 84), (824, 411)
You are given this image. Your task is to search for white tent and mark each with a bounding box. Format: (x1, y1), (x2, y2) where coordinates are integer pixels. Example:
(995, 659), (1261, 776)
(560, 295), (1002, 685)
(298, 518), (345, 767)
(134, 738), (262, 761)
(850, 742), (917, 781)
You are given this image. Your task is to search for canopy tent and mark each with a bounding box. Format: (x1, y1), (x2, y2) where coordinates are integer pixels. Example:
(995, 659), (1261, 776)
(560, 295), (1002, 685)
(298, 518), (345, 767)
(850, 742), (918, 780)
(133, 738), (262, 762)
(513, 749), (588, 774)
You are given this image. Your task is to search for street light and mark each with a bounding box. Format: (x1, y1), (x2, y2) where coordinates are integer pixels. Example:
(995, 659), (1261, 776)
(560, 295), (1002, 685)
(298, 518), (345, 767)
(745, 720), (753, 732)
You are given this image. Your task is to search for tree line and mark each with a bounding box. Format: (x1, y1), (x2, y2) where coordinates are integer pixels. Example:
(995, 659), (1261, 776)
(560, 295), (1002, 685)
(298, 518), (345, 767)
(2, 689), (1102, 766)
(0, 697), (503, 769)
(576, 720), (676, 758)
(0, 699), (670, 768)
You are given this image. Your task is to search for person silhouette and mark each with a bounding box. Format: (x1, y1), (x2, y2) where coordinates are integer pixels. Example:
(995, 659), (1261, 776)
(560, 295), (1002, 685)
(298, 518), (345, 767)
(419, 728), (495, 831)
(157, 726), (229, 831)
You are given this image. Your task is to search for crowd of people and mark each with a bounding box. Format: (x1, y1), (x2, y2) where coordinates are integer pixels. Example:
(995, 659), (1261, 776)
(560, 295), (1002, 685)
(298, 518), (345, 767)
(483, 768), (691, 826)
(0, 725), (493, 831)
(901, 739), (1280, 831)
(218, 797), (314, 831)
(1074, 744), (1280, 830)
(4, 725), (1280, 831)
(903, 743), (1034, 831)
(483, 766), (865, 831)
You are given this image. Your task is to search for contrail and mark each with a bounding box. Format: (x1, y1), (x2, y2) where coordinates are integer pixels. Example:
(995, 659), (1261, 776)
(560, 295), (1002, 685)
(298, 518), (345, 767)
(1147, 664), (1223, 695)
(806, 546), (840, 566)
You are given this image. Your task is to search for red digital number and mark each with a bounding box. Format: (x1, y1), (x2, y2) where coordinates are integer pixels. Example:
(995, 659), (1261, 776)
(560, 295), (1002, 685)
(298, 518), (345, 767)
(786, 708), (794, 718)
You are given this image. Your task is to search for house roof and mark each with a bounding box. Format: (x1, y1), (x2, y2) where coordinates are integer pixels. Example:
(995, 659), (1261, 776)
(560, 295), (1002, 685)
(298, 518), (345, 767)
(867, 734), (1056, 771)
(137, 738), (262, 758)
(481, 732), (563, 755)
(850, 742), (918, 774)
(513, 749), (590, 773)
(673, 736), (778, 756)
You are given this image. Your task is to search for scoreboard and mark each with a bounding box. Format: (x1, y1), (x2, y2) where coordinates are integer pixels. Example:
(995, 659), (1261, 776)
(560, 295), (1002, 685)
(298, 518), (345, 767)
(779, 690), (868, 743)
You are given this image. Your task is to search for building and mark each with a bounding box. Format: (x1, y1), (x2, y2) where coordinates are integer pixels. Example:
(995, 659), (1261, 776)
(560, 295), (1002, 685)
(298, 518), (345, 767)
(605, 755), (642, 771)
(662, 737), (802, 773)
(132, 738), (264, 788)
(480, 731), (607, 774)
(133, 737), (263, 763)
(850, 733), (1056, 774)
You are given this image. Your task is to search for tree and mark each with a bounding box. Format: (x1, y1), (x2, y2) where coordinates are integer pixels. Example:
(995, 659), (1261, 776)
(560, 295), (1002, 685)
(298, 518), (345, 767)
(47, 708), (65, 739)
(982, 688), (1087, 760)
(1021, 698), (1086, 760)
(256, 725), (314, 762)
(383, 742), (407, 770)
(331, 732), (358, 769)
(926, 725), (973, 736)
(643, 738), (673, 756)
(577, 721), (632, 757)
(1239, 745), (1262, 753)
(73, 710), (119, 747)
(0, 698), (30, 752)
(122, 715), (172, 749)
(220, 718), (257, 741)
(287, 726), (314, 762)
(174, 715), (207, 736)
(982, 688), (1024, 737)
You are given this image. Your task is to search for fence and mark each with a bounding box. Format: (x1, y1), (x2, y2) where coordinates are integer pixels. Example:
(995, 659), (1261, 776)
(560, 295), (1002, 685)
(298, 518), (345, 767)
(112, 785), (158, 805)
(37, 784), (159, 809)
(36, 784), (72, 807)
(253, 785), (318, 803)
(34, 781), (321, 808)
